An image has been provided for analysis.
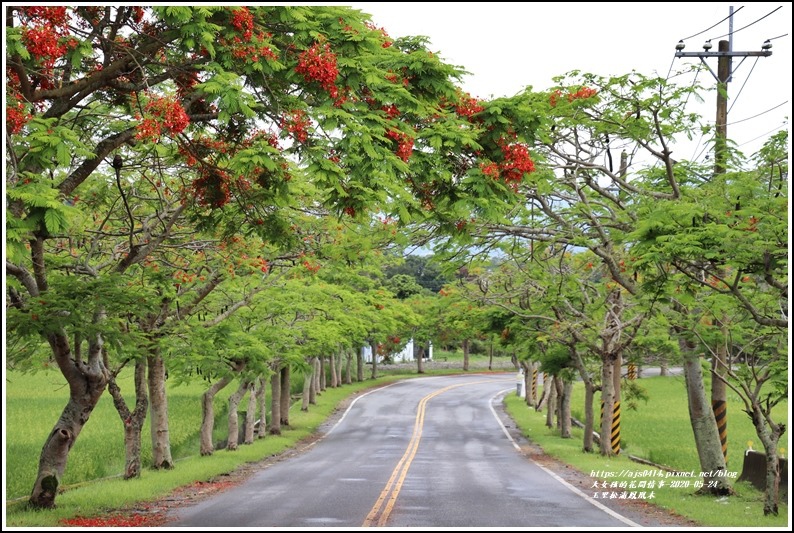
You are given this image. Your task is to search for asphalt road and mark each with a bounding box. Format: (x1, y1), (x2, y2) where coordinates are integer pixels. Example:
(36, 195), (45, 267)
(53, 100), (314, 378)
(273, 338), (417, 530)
(170, 373), (641, 528)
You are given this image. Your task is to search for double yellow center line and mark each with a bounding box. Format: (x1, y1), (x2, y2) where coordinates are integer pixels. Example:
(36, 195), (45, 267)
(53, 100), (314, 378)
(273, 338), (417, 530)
(362, 379), (507, 527)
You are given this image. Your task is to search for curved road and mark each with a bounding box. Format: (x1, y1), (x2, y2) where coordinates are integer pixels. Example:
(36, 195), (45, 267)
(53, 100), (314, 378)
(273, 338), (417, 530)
(170, 373), (641, 528)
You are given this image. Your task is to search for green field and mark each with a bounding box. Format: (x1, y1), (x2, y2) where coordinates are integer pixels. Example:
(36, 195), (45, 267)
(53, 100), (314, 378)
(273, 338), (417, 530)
(4, 359), (790, 527)
(507, 372), (789, 527)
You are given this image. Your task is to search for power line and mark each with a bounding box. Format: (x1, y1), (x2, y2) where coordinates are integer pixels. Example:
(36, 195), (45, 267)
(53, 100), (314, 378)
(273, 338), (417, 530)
(727, 101), (788, 126)
(682, 67), (701, 109)
(727, 57), (759, 115)
(738, 123), (788, 147)
(709, 6), (783, 41)
(680, 6), (744, 41)
(766, 33), (789, 41)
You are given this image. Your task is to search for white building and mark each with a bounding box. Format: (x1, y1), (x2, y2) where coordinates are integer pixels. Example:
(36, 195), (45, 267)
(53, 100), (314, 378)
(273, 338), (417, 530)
(361, 339), (433, 363)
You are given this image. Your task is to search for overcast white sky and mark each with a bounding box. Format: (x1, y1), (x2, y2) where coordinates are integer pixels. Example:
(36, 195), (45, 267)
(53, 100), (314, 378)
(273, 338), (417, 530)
(350, 2), (791, 162)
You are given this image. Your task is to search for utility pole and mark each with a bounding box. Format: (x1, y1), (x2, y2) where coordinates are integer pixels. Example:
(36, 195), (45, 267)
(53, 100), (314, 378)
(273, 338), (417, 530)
(674, 7), (774, 464)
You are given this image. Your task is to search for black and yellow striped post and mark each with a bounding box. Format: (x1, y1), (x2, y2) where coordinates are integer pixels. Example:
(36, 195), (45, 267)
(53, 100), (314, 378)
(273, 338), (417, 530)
(530, 366), (538, 405)
(713, 400), (728, 462)
(627, 362), (637, 380)
(611, 401), (621, 454)
(599, 401), (621, 454)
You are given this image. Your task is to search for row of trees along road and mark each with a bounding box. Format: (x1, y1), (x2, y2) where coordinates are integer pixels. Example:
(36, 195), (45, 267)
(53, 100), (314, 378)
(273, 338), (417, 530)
(4, 5), (537, 509)
(5, 6), (787, 516)
(433, 71), (787, 515)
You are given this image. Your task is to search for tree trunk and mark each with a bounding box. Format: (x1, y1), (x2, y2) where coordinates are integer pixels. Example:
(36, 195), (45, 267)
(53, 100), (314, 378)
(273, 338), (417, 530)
(560, 380), (573, 439)
(520, 360), (531, 407)
(751, 403), (783, 515)
(356, 347), (364, 382)
(243, 381), (256, 444)
(712, 323), (729, 463)
(488, 341), (494, 371)
(462, 338), (470, 371)
(310, 357), (319, 405)
(107, 359), (148, 479)
(370, 341), (378, 379)
(279, 365), (291, 427)
(200, 375), (233, 456)
(583, 380), (596, 452)
(345, 350), (353, 384)
(312, 357), (321, 397)
(416, 344), (425, 374)
(226, 380), (249, 451)
(536, 372), (551, 411)
(600, 354), (617, 456)
(329, 351), (338, 388)
(256, 376), (267, 439)
(682, 352), (732, 494)
(612, 350), (622, 455)
(319, 356), (327, 391)
(29, 331), (110, 509)
(659, 355), (669, 376)
(545, 376), (557, 428)
(555, 376), (564, 430)
(269, 370), (281, 435)
(569, 346), (596, 452)
(335, 351), (343, 386)
(147, 351), (173, 469)
(301, 365), (312, 411)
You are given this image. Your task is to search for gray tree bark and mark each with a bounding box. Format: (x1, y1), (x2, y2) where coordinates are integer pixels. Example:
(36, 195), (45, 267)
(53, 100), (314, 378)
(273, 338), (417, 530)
(107, 359), (148, 479)
(682, 352), (732, 494)
(200, 375), (233, 456)
(30, 330), (110, 508)
(370, 341), (379, 379)
(560, 379), (573, 439)
(310, 357), (319, 405)
(226, 380), (249, 451)
(243, 381), (256, 444)
(256, 376), (267, 439)
(301, 365), (312, 411)
(279, 365), (290, 427)
(148, 350), (173, 469)
(545, 377), (557, 428)
(269, 370), (281, 435)
(462, 338), (470, 371)
(329, 351), (338, 388)
(345, 350), (353, 384)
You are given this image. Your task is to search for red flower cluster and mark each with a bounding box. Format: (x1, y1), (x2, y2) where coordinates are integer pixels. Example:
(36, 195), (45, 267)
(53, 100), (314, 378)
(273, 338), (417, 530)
(22, 19), (73, 71)
(569, 86), (597, 100)
(500, 142), (535, 187)
(229, 37), (277, 63)
(381, 104), (400, 119)
(6, 101), (31, 134)
(479, 141), (535, 192)
(455, 92), (484, 118)
(18, 7), (75, 89)
(136, 97), (190, 142)
(280, 109), (311, 143)
(479, 161), (500, 179)
(386, 128), (413, 162)
(20, 6), (69, 26)
(549, 86), (598, 107)
(230, 7), (254, 40)
(132, 6), (145, 24)
(303, 260), (321, 273)
(295, 42), (339, 97)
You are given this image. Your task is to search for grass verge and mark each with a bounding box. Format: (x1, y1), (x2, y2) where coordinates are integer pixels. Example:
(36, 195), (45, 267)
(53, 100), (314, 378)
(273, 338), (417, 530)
(504, 392), (789, 528)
